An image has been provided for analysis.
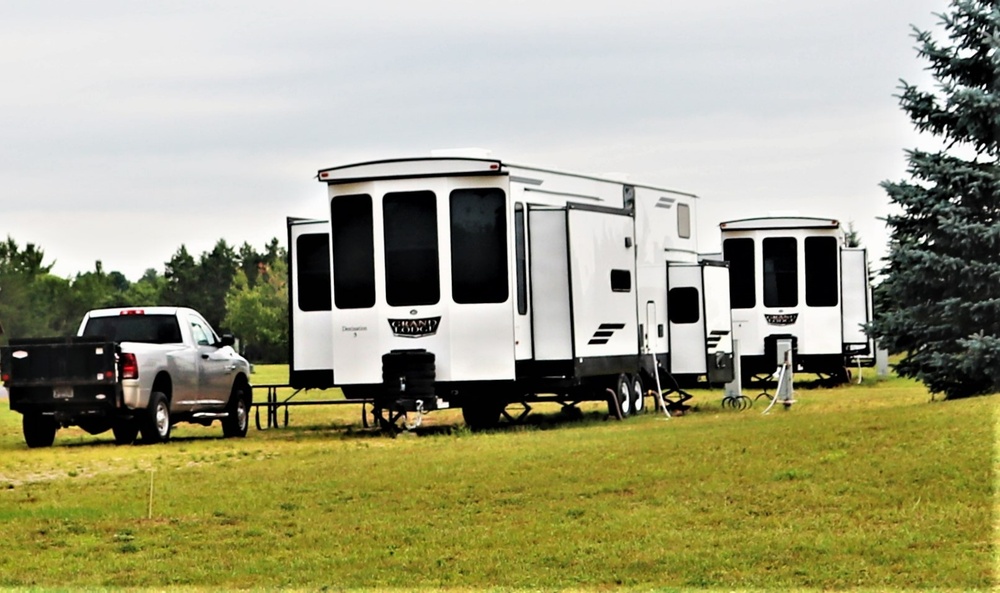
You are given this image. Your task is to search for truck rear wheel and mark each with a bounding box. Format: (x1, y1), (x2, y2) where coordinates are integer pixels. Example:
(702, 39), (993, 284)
(22, 414), (57, 448)
(112, 420), (139, 445)
(222, 382), (250, 438)
(141, 392), (171, 444)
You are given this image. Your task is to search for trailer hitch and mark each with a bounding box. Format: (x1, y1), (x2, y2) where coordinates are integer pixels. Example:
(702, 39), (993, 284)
(403, 399), (424, 430)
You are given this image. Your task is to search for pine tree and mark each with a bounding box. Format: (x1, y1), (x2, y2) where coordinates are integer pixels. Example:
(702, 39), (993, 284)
(872, 0), (1000, 398)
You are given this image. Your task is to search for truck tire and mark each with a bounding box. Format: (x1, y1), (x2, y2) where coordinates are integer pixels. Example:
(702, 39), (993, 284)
(141, 391), (171, 444)
(22, 414), (57, 448)
(112, 420), (139, 445)
(222, 382), (250, 438)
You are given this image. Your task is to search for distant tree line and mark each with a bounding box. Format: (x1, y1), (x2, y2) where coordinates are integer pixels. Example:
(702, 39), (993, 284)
(0, 236), (289, 363)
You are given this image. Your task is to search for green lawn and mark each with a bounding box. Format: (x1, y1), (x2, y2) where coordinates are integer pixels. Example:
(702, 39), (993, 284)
(0, 366), (994, 591)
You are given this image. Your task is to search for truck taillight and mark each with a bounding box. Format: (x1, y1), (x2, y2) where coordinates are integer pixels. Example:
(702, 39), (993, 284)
(120, 309), (144, 316)
(1, 372), (9, 383)
(121, 353), (139, 380)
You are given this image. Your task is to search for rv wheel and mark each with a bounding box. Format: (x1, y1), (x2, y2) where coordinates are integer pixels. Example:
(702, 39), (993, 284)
(606, 373), (632, 419)
(630, 374), (645, 414)
(462, 398), (505, 432)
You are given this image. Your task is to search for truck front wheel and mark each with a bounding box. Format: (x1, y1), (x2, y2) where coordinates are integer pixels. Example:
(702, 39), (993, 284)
(141, 392), (171, 444)
(222, 382), (250, 438)
(22, 414), (57, 448)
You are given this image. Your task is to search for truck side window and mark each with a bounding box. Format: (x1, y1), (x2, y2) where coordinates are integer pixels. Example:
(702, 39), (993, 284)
(190, 320), (212, 346)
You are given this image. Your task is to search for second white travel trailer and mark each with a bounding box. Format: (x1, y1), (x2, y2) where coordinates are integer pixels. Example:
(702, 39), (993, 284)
(290, 156), (734, 429)
(718, 216), (873, 383)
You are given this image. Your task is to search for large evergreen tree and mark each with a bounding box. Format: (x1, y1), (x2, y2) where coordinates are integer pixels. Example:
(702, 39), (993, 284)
(872, 0), (1000, 398)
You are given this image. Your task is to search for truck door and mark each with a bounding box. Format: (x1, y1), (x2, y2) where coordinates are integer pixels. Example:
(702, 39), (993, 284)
(188, 314), (233, 406)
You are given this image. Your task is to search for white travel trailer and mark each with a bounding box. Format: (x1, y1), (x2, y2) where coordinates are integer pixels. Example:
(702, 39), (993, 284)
(290, 156), (734, 429)
(718, 216), (873, 382)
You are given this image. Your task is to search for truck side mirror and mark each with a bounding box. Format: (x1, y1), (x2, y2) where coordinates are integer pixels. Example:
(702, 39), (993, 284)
(220, 334), (236, 348)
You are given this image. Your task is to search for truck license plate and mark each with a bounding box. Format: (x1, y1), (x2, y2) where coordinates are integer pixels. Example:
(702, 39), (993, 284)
(53, 386), (74, 399)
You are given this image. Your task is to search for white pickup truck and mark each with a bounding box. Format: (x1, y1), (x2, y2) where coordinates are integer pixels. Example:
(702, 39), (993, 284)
(0, 307), (252, 447)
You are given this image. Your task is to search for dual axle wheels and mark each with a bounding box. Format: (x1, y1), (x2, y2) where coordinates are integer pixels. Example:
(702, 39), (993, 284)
(607, 373), (646, 420)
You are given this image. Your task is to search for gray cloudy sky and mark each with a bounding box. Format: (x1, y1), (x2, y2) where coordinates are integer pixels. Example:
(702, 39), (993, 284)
(2, 0), (944, 280)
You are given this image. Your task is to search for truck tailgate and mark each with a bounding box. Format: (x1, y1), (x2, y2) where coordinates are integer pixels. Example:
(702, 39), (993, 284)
(1, 337), (120, 410)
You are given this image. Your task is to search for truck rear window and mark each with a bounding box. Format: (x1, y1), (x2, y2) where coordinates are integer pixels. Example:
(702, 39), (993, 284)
(82, 315), (183, 344)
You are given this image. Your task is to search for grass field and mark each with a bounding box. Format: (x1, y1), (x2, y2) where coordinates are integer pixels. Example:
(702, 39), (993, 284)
(0, 365), (995, 591)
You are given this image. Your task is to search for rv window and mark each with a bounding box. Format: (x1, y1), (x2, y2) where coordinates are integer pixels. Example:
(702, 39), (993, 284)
(450, 188), (509, 304)
(384, 191), (440, 306)
(296, 233), (332, 312)
(611, 269), (632, 292)
(723, 238), (755, 309)
(677, 203), (691, 239)
(763, 237), (798, 308)
(668, 287), (700, 324)
(805, 236), (839, 307)
(331, 194), (376, 309)
(514, 203), (528, 315)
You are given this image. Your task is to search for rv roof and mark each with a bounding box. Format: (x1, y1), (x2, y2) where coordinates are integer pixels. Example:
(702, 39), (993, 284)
(318, 157), (503, 184)
(317, 156), (698, 198)
(719, 216), (840, 231)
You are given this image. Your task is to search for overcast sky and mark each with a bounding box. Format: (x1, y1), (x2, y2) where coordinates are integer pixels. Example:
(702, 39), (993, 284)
(1, 0), (945, 281)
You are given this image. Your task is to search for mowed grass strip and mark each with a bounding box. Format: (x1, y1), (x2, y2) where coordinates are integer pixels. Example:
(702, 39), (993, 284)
(0, 367), (993, 590)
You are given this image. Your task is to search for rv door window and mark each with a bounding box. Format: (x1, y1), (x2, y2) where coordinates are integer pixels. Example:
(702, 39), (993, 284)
(296, 233), (332, 312)
(384, 191), (440, 306)
(805, 236), (839, 307)
(450, 188), (509, 304)
(723, 238), (755, 309)
(331, 194), (376, 309)
(514, 203), (528, 315)
(668, 286), (700, 324)
(610, 269), (632, 292)
(763, 237), (798, 308)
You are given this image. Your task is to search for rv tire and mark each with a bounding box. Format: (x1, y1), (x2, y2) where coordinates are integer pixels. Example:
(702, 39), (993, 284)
(462, 399), (505, 432)
(630, 374), (645, 414)
(606, 373), (631, 419)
